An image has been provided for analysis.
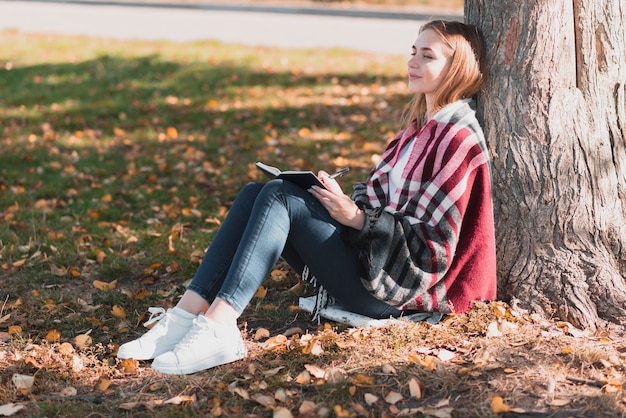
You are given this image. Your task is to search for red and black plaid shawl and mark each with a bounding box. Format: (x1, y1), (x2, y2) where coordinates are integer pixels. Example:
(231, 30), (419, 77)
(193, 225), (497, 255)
(345, 99), (497, 314)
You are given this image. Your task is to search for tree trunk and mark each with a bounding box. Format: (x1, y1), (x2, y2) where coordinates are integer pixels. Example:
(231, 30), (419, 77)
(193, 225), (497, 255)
(464, 0), (626, 329)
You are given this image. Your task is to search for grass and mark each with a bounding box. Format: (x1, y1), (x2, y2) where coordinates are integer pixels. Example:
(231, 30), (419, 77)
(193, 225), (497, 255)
(0, 30), (625, 417)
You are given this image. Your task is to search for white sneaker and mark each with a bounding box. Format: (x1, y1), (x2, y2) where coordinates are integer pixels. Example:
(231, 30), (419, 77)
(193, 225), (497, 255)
(151, 316), (246, 375)
(117, 308), (194, 360)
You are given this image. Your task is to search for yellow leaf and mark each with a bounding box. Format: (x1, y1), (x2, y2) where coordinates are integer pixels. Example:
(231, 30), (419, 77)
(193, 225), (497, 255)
(8, 325), (22, 335)
(96, 250), (106, 264)
(133, 288), (151, 300)
(93, 279), (117, 291)
(46, 329), (61, 343)
(333, 405), (351, 417)
(166, 126), (179, 139)
(491, 396), (511, 413)
(111, 305), (126, 318)
(119, 358), (139, 374)
(85, 317), (104, 327)
(69, 267), (81, 277)
(253, 285), (267, 299)
(351, 373), (374, 386)
(270, 269), (288, 281)
(96, 378), (111, 392)
(100, 194), (112, 203)
(12, 259), (27, 268)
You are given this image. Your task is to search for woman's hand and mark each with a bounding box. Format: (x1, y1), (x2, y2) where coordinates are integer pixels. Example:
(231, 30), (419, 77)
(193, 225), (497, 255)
(309, 171), (365, 230)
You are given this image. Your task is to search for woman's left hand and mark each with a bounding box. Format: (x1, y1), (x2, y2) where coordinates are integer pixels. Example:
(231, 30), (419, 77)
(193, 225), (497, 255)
(309, 171), (365, 230)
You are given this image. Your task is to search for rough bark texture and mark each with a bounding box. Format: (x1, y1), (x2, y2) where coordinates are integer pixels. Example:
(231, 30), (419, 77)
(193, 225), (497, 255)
(464, 0), (626, 329)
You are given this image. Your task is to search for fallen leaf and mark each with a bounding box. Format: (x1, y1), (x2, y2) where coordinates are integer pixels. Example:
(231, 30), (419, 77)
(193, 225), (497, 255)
(93, 279), (117, 291)
(408, 377), (425, 399)
(437, 349), (455, 362)
(253, 285), (267, 299)
(352, 373), (374, 386)
(264, 335), (288, 351)
(254, 328), (270, 341)
(50, 264), (67, 276)
(384, 391), (404, 405)
(74, 334), (92, 350)
(58, 342), (75, 356)
(96, 378), (111, 392)
(491, 396), (511, 413)
(263, 366), (285, 377)
(229, 385), (249, 400)
(45, 329), (61, 343)
(273, 407), (293, 418)
(382, 364), (397, 374)
(274, 388), (288, 403)
(12, 259), (27, 268)
(295, 370), (311, 384)
(486, 321), (502, 337)
(12, 374), (34, 393)
(95, 250), (106, 264)
(57, 387), (77, 397)
(333, 404), (351, 417)
(325, 368), (347, 384)
(164, 395), (196, 405)
(8, 326), (22, 336)
(301, 337), (323, 356)
(364, 393), (378, 405)
(0, 403), (26, 416)
(251, 393), (275, 407)
(299, 400), (317, 415)
(304, 364), (326, 379)
(119, 358), (139, 374)
(111, 305), (126, 318)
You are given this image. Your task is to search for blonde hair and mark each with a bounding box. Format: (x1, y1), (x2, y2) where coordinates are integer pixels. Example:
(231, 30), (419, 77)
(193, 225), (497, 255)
(402, 20), (486, 127)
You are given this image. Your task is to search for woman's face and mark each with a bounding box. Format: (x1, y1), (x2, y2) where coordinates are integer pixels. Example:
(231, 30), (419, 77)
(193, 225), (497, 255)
(407, 29), (453, 97)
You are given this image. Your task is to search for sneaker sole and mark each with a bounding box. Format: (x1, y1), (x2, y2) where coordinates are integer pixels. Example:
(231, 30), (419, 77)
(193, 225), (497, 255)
(117, 343), (178, 361)
(152, 345), (247, 375)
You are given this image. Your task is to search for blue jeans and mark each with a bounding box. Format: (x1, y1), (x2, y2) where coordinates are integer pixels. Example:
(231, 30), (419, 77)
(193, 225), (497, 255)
(187, 180), (402, 319)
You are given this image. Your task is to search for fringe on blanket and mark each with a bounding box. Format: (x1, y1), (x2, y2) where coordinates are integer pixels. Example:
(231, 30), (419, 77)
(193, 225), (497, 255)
(301, 265), (334, 324)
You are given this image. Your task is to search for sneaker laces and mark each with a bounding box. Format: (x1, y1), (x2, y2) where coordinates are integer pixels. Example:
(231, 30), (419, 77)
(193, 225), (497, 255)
(173, 318), (212, 352)
(143, 307), (167, 328)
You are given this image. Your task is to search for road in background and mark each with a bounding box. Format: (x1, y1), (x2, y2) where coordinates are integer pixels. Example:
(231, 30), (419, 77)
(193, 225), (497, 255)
(0, 0), (461, 55)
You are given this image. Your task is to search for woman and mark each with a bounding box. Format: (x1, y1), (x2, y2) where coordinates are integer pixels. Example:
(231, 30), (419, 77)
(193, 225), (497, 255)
(117, 20), (497, 375)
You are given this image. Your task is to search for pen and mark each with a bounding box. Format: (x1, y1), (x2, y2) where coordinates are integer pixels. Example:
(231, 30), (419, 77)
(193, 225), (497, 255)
(328, 167), (350, 179)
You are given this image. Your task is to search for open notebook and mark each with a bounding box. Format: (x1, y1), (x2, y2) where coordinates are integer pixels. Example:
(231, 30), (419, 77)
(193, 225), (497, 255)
(298, 296), (443, 328)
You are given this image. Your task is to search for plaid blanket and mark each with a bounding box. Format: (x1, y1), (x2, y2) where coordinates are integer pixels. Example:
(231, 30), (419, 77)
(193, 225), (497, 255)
(345, 99), (497, 314)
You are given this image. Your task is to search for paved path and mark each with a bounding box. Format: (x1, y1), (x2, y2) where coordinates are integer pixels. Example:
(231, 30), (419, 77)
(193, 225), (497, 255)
(0, 0), (461, 55)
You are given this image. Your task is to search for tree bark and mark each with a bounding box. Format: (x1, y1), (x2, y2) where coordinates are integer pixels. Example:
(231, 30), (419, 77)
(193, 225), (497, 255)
(464, 0), (626, 329)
